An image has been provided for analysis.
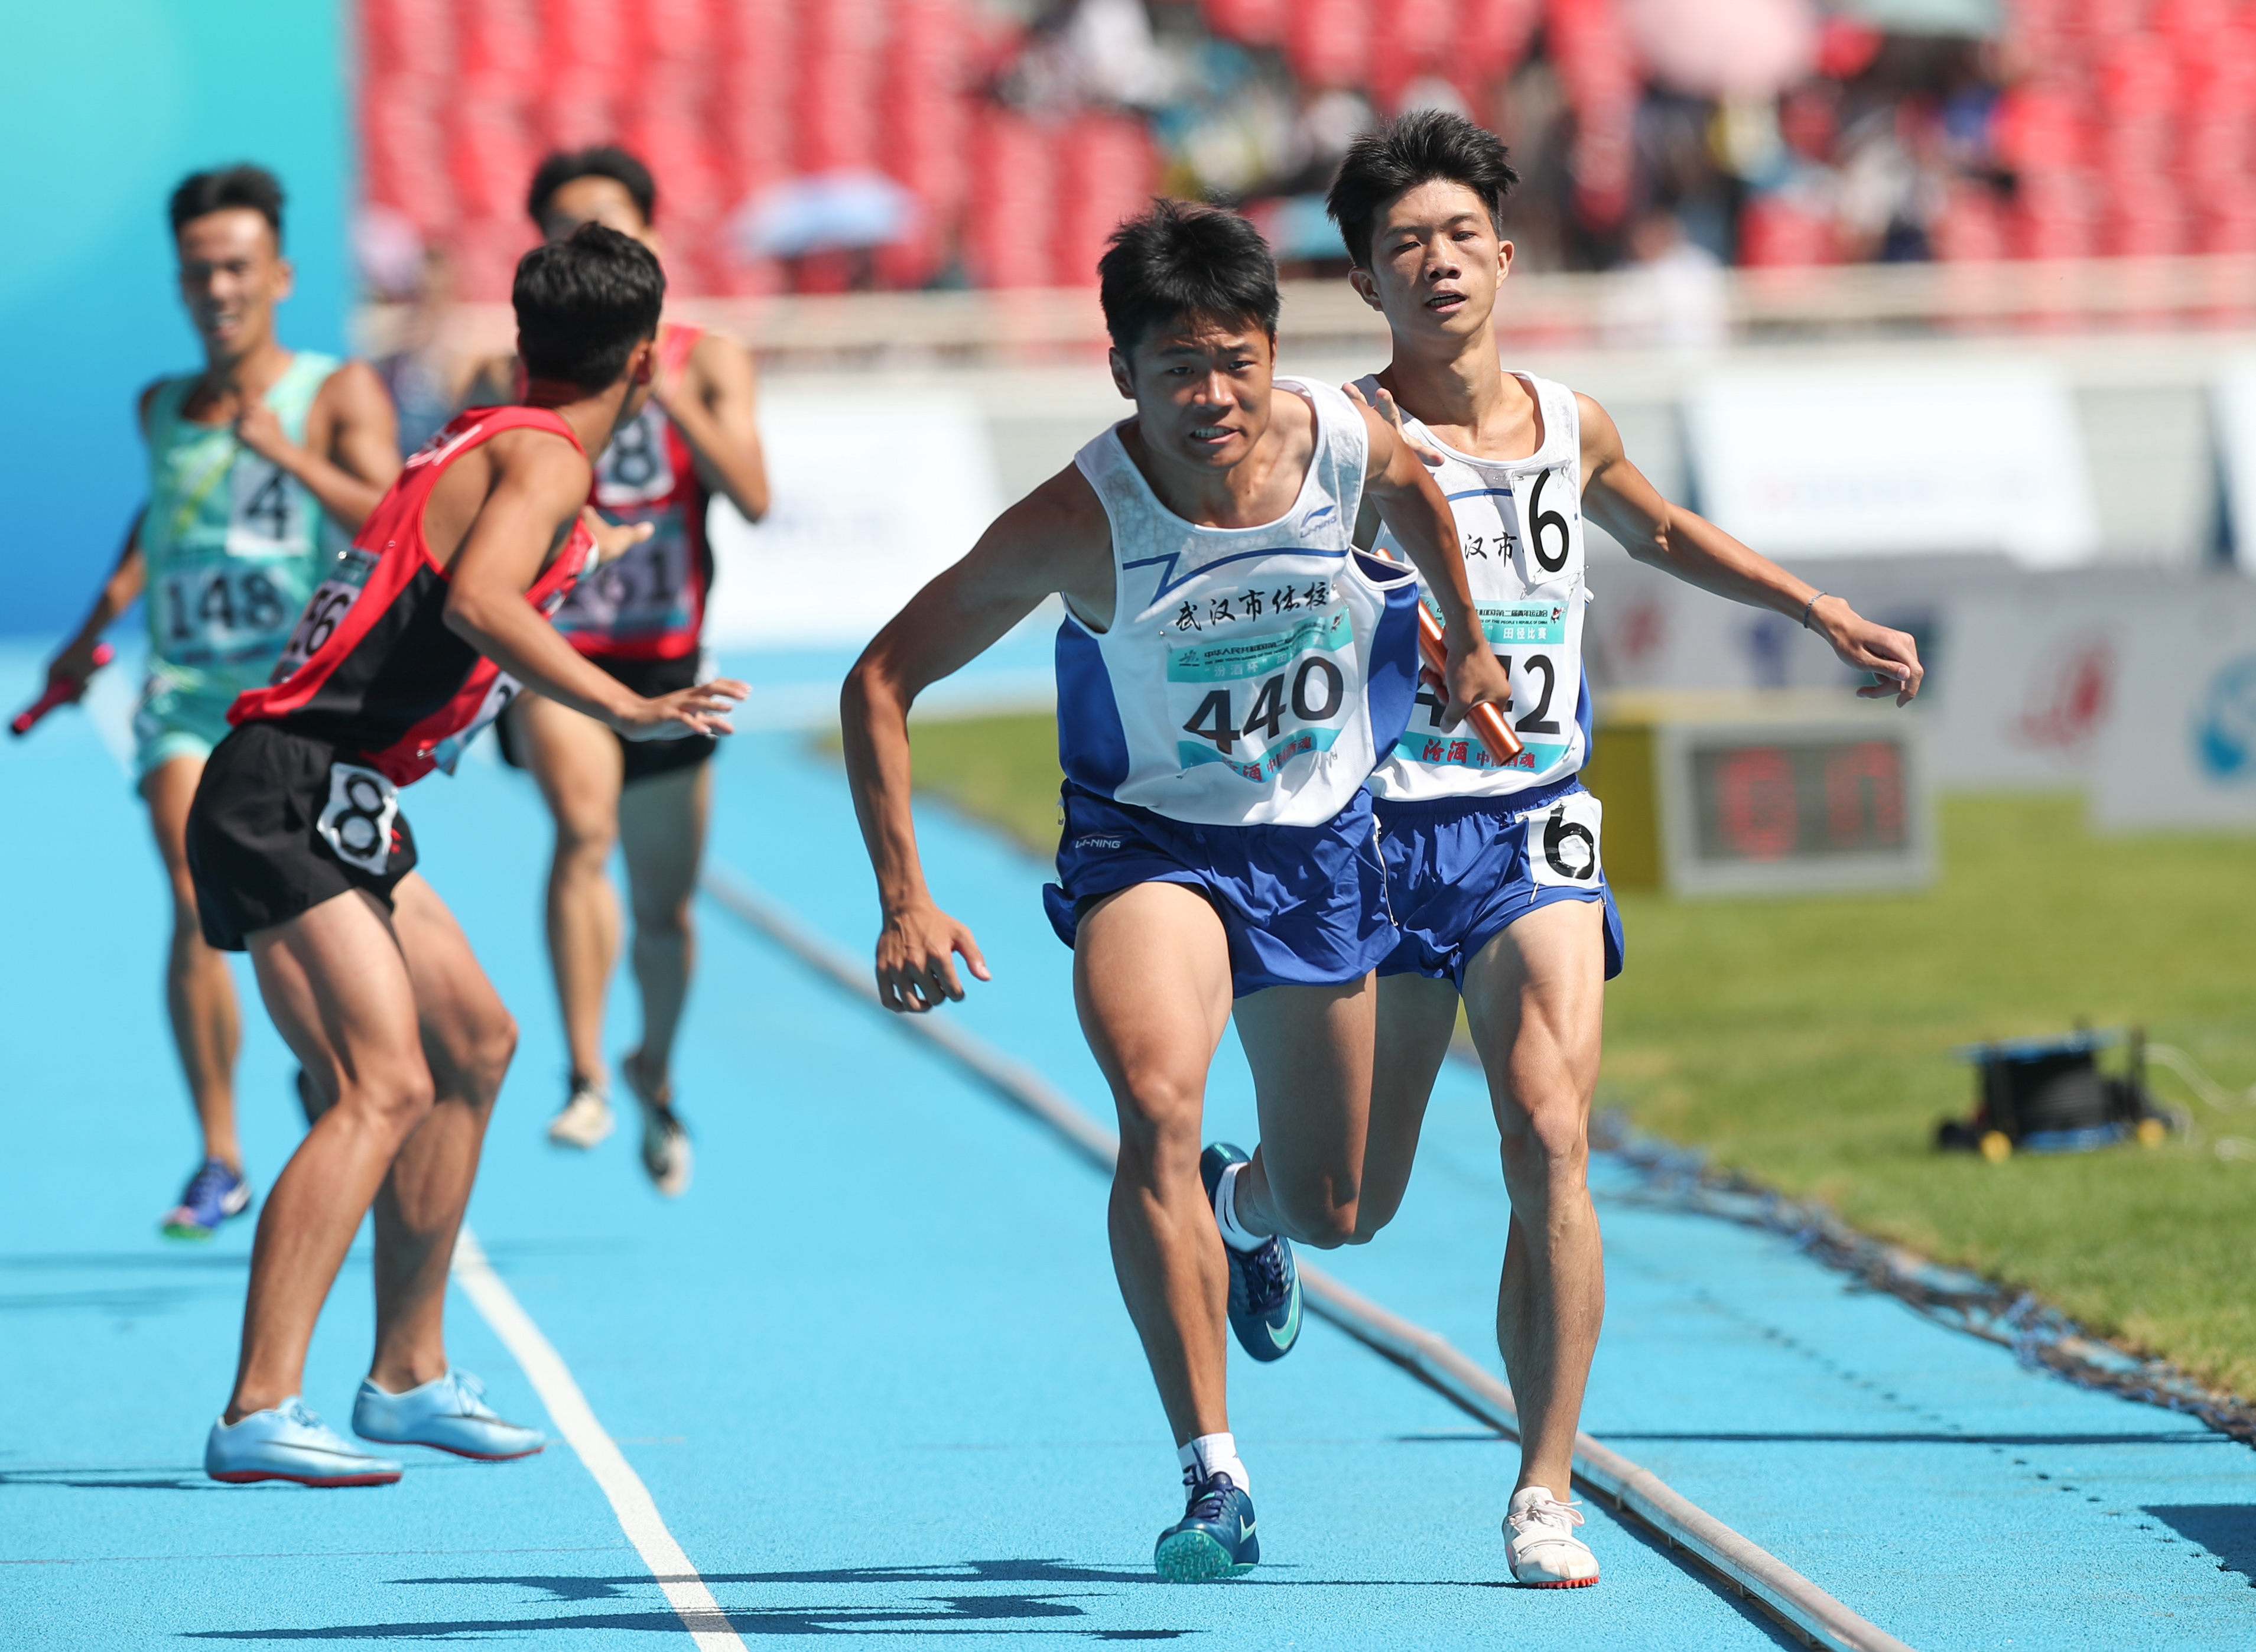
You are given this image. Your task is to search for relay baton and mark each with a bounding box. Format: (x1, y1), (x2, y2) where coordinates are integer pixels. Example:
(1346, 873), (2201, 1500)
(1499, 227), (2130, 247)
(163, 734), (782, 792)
(1413, 604), (1523, 762)
(11, 643), (113, 737)
(1374, 543), (1523, 760)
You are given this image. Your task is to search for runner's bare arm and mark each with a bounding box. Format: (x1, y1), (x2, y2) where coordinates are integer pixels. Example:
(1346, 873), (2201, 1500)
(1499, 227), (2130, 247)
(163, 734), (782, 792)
(1577, 392), (1923, 705)
(661, 333), (770, 523)
(438, 431), (749, 740)
(1355, 401), (1513, 723)
(842, 466), (1114, 1013)
(235, 360), (400, 531)
(43, 512), (145, 698)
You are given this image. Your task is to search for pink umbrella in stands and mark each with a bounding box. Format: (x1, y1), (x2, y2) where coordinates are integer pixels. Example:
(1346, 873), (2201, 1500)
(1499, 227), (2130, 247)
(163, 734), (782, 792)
(1620, 0), (1818, 98)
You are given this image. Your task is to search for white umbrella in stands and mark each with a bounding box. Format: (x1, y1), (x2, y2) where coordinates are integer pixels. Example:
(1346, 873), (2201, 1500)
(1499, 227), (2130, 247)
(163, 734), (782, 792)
(1620, 0), (1818, 99)
(730, 170), (922, 259)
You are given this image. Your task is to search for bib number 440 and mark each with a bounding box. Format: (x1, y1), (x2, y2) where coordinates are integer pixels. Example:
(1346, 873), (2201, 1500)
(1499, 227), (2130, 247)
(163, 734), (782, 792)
(1182, 655), (1345, 754)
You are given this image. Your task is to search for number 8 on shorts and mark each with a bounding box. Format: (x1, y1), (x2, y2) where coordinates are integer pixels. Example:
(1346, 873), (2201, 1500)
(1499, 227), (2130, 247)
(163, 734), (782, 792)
(317, 763), (401, 876)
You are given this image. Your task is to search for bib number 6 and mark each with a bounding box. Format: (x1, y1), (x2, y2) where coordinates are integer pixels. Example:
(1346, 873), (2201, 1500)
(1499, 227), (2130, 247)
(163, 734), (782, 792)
(317, 763), (401, 876)
(1527, 469), (1571, 575)
(1527, 791), (1602, 886)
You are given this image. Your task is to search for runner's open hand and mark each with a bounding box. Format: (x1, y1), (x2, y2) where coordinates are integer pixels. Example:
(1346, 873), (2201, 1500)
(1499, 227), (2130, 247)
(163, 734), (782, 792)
(1343, 380), (1442, 469)
(875, 899), (991, 1013)
(1808, 599), (1925, 707)
(617, 677), (750, 741)
(581, 506), (656, 564)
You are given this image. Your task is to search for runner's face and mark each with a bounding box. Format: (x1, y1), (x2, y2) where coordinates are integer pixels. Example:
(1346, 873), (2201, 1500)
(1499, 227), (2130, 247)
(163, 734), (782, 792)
(1110, 317), (1275, 473)
(541, 176), (658, 254)
(1354, 180), (1510, 347)
(175, 210), (291, 360)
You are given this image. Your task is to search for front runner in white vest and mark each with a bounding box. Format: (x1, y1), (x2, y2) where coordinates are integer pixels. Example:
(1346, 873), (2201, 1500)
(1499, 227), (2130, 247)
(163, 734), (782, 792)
(841, 200), (1510, 1582)
(1282, 113), (1923, 1589)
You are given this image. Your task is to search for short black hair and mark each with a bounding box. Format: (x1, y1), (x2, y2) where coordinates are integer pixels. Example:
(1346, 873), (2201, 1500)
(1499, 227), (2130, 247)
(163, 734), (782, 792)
(169, 165), (285, 244)
(1098, 198), (1282, 355)
(1325, 111), (1518, 268)
(527, 146), (657, 229)
(513, 223), (666, 391)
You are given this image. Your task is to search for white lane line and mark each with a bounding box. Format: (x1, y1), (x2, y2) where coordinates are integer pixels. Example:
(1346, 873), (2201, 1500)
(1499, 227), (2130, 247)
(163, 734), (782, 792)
(701, 862), (1918, 1652)
(451, 1225), (747, 1651)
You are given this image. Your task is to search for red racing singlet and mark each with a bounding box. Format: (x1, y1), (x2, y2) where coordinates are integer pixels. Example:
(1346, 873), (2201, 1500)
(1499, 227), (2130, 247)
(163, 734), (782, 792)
(229, 406), (596, 786)
(550, 323), (713, 661)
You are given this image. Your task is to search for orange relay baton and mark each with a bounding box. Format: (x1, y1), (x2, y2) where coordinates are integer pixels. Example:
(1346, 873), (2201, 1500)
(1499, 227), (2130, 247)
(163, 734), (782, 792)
(1413, 604), (1523, 762)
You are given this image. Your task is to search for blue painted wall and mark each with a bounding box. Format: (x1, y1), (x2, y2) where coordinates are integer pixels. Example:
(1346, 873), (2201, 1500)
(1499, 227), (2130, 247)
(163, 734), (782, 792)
(0, 1), (349, 639)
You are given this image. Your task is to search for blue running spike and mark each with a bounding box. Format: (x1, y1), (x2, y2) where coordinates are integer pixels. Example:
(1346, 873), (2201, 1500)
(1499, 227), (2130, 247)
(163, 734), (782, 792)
(161, 1159), (252, 1240)
(1154, 1469), (1259, 1581)
(1199, 1142), (1302, 1361)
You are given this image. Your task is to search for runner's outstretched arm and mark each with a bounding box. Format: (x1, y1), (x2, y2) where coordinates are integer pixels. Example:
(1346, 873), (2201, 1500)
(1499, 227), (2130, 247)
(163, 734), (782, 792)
(1355, 401), (1514, 724)
(44, 512), (145, 698)
(660, 333), (770, 522)
(440, 434), (746, 740)
(841, 467), (1113, 1013)
(235, 360), (401, 530)
(1576, 392), (1925, 705)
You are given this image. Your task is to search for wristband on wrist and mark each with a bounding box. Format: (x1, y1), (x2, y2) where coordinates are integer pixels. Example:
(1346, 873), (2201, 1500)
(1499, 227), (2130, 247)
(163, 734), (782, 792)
(1799, 591), (1827, 630)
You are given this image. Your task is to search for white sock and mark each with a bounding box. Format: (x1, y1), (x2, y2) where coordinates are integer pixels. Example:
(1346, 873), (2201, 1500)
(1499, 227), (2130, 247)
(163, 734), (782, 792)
(1178, 1432), (1251, 1495)
(1211, 1160), (1269, 1254)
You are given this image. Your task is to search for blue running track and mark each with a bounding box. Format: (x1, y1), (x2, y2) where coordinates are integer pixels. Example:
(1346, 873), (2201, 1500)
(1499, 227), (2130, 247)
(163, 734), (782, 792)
(2, 638), (2250, 1648)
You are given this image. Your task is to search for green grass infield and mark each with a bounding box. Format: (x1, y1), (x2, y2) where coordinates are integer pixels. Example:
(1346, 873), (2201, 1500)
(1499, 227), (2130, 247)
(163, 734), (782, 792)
(844, 710), (2256, 1399)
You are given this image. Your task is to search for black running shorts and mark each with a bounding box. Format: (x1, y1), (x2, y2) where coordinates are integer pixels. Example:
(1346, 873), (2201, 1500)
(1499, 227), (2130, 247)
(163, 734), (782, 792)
(185, 721), (421, 952)
(495, 652), (717, 785)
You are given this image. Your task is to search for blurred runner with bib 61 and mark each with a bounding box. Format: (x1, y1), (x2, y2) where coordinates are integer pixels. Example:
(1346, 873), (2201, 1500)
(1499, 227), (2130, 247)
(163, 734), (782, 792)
(489, 147), (771, 1197)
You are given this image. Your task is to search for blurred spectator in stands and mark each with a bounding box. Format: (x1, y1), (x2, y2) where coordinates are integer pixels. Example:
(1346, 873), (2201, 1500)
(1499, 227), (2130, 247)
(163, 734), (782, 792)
(1603, 207), (1731, 350)
(355, 205), (476, 456)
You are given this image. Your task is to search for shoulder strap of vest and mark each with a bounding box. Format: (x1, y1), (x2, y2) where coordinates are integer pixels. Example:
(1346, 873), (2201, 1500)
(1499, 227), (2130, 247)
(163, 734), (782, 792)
(142, 375), (196, 444)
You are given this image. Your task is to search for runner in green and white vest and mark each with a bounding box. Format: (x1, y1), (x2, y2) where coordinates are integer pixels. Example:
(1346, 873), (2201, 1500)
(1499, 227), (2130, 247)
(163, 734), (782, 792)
(37, 165), (400, 1241)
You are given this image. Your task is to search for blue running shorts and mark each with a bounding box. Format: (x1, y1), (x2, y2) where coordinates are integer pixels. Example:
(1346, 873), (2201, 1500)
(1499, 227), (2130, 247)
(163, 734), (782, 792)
(1375, 775), (1624, 988)
(1044, 783), (1397, 999)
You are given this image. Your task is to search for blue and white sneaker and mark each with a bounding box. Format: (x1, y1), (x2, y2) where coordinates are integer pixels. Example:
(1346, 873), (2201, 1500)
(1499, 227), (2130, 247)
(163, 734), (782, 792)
(206, 1398), (402, 1486)
(352, 1368), (546, 1461)
(1155, 1469), (1259, 1581)
(161, 1159), (252, 1240)
(1200, 1143), (1301, 1361)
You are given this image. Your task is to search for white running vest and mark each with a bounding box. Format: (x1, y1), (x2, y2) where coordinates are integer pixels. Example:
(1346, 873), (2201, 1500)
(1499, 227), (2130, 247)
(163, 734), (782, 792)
(1057, 378), (1422, 828)
(1361, 372), (1592, 803)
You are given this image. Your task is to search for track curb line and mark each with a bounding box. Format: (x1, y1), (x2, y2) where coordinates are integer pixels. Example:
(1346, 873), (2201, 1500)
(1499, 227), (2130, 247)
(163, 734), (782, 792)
(702, 864), (1917, 1652)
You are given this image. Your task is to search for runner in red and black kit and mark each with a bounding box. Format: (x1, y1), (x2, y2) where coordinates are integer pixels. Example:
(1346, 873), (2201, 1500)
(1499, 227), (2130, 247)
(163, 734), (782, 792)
(184, 224), (747, 1488)
(494, 147), (771, 1195)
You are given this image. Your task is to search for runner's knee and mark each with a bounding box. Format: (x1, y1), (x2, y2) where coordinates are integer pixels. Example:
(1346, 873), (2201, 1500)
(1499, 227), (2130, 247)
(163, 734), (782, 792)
(341, 1063), (438, 1139)
(1111, 1070), (1205, 1174)
(1497, 1090), (1591, 1189)
(457, 1006), (518, 1100)
(551, 803), (617, 866)
(1272, 1178), (1360, 1249)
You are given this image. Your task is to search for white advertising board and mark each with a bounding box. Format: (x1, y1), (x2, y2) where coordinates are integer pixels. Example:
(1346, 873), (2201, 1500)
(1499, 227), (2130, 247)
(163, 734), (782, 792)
(704, 388), (1004, 649)
(1684, 360), (2099, 565)
(2216, 354), (2256, 574)
(1925, 572), (2156, 789)
(2091, 577), (2256, 831)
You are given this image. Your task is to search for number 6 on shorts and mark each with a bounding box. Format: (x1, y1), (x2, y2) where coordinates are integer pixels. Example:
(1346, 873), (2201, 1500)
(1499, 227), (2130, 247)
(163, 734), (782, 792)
(1527, 791), (1602, 887)
(318, 762), (401, 876)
